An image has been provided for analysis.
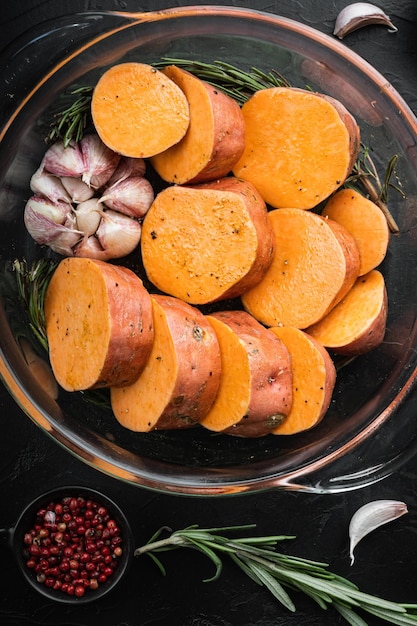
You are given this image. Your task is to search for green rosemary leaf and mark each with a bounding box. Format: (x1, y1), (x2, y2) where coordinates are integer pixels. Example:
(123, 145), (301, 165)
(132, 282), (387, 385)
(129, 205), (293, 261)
(362, 605), (417, 625)
(148, 552), (167, 577)
(184, 537), (224, 582)
(334, 602), (370, 626)
(247, 559), (296, 612)
(228, 552), (263, 587)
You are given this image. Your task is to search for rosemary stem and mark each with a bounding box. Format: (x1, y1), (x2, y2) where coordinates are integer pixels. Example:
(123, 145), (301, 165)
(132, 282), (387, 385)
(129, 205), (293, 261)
(133, 534), (186, 556)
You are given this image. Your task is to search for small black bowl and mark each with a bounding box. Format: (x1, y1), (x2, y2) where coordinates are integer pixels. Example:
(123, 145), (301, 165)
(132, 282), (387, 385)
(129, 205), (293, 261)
(2, 486), (134, 604)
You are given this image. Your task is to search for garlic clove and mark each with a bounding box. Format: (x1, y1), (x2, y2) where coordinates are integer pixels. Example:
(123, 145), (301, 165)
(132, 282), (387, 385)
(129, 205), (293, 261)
(80, 134), (121, 189)
(107, 156), (146, 185)
(30, 167), (72, 204)
(73, 197), (103, 236)
(43, 140), (86, 178)
(73, 234), (113, 261)
(24, 204), (82, 253)
(24, 195), (72, 226)
(334, 3), (397, 39)
(349, 500), (408, 565)
(100, 176), (154, 218)
(61, 176), (95, 203)
(49, 229), (83, 256)
(95, 209), (142, 259)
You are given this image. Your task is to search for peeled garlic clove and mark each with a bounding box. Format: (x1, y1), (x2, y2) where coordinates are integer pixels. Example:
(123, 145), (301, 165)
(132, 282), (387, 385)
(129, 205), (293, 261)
(107, 156), (146, 185)
(74, 197), (103, 236)
(334, 3), (397, 39)
(30, 167), (72, 204)
(80, 134), (120, 189)
(96, 209), (142, 259)
(349, 500), (408, 565)
(100, 176), (154, 218)
(43, 140), (86, 178)
(61, 176), (95, 203)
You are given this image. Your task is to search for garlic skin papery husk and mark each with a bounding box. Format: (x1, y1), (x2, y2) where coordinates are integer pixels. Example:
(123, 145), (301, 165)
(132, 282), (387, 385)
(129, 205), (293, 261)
(349, 500), (408, 565)
(334, 3), (397, 39)
(24, 134), (154, 261)
(99, 176), (154, 218)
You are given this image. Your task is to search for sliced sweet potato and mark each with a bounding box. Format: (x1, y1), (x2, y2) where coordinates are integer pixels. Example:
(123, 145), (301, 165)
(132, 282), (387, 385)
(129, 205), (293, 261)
(306, 270), (388, 355)
(141, 177), (275, 305)
(44, 258), (154, 391)
(269, 326), (336, 435)
(201, 310), (293, 438)
(151, 65), (245, 184)
(241, 208), (360, 329)
(110, 295), (221, 431)
(91, 62), (190, 158)
(322, 188), (390, 275)
(233, 87), (360, 209)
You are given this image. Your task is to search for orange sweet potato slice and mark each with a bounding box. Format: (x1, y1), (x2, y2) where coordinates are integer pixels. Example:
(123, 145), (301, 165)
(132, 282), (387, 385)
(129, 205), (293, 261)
(110, 294), (221, 431)
(306, 270), (388, 355)
(322, 188), (390, 275)
(91, 62), (190, 158)
(233, 87), (360, 209)
(241, 208), (360, 329)
(141, 176), (275, 305)
(269, 326), (336, 435)
(151, 65), (245, 184)
(44, 258), (154, 391)
(201, 310), (293, 438)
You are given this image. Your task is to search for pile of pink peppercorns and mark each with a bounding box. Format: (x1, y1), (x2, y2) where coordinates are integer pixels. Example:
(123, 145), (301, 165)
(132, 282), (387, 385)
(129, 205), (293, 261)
(23, 494), (124, 598)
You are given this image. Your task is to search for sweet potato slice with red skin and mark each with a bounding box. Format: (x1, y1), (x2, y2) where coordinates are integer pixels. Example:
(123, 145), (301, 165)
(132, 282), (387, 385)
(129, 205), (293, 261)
(241, 208), (360, 329)
(151, 65), (245, 184)
(233, 87), (360, 209)
(44, 258), (154, 391)
(141, 177), (275, 305)
(269, 326), (336, 435)
(306, 270), (388, 356)
(322, 188), (390, 276)
(201, 310), (293, 438)
(91, 62), (190, 158)
(110, 295), (221, 431)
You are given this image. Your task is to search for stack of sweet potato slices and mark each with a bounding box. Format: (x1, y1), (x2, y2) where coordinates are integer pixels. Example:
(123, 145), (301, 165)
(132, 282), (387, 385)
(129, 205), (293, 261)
(43, 63), (391, 437)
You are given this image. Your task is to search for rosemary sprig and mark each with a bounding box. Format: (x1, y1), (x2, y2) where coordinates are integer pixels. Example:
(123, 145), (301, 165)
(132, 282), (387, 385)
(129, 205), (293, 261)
(134, 524), (417, 625)
(12, 258), (57, 353)
(47, 85), (93, 147)
(154, 58), (291, 105)
(345, 146), (400, 233)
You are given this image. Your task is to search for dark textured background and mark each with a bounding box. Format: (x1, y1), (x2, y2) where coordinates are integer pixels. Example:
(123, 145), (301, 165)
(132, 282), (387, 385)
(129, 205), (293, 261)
(1, 2), (417, 625)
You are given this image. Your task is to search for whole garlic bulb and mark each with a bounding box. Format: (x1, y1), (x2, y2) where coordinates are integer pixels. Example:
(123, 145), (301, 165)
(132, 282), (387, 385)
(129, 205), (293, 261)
(24, 135), (154, 261)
